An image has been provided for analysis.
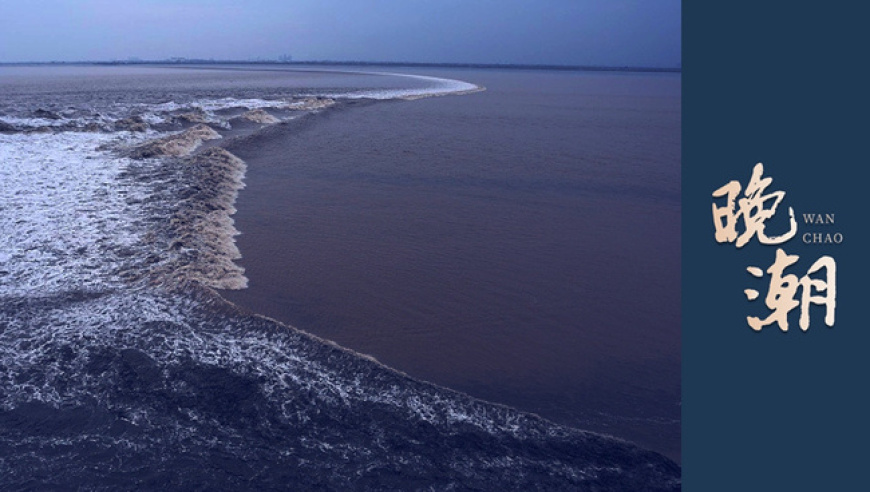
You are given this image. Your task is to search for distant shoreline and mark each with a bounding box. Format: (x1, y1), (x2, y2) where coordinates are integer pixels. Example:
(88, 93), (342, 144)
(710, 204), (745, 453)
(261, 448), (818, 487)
(0, 59), (680, 73)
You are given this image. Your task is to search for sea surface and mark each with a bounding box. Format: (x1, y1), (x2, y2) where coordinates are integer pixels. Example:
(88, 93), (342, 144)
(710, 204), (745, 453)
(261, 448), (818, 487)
(0, 64), (680, 490)
(220, 67), (682, 461)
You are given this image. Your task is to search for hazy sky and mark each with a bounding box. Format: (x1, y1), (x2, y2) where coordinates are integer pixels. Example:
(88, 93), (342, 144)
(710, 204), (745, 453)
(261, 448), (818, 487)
(0, 1), (681, 67)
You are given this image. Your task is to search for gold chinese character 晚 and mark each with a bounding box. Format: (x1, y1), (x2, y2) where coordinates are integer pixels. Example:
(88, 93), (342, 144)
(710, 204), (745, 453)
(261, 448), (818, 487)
(712, 163), (798, 248)
(745, 248), (836, 332)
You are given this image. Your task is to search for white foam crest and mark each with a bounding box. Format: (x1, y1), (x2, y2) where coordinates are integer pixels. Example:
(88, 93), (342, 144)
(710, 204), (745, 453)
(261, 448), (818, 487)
(135, 112), (171, 126)
(0, 132), (152, 297)
(0, 116), (68, 128)
(318, 72), (483, 100)
(145, 97), (293, 113)
(143, 101), (188, 113)
(125, 98), (298, 130)
(0, 115), (115, 130)
(195, 97), (295, 111)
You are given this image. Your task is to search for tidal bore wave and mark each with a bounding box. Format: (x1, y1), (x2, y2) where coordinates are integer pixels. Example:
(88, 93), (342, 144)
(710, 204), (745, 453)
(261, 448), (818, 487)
(0, 69), (679, 490)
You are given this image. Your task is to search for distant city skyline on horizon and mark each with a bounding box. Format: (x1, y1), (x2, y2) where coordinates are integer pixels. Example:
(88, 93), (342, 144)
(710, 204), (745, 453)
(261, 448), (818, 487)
(0, 1), (681, 68)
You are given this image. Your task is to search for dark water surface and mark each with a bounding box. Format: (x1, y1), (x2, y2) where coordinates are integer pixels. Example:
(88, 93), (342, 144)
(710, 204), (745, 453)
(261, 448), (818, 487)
(220, 68), (682, 461)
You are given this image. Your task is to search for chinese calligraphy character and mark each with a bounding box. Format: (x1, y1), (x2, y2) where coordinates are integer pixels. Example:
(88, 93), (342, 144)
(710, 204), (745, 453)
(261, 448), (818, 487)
(799, 256), (837, 330)
(712, 163), (797, 247)
(745, 248), (836, 332)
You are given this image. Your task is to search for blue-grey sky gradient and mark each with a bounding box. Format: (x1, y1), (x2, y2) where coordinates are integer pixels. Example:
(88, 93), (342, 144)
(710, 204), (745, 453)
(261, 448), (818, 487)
(0, 1), (681, 66)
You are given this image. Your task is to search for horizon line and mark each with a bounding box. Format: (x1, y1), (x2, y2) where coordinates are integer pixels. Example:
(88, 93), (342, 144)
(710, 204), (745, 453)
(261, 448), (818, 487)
(0, 59), (681, 73)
